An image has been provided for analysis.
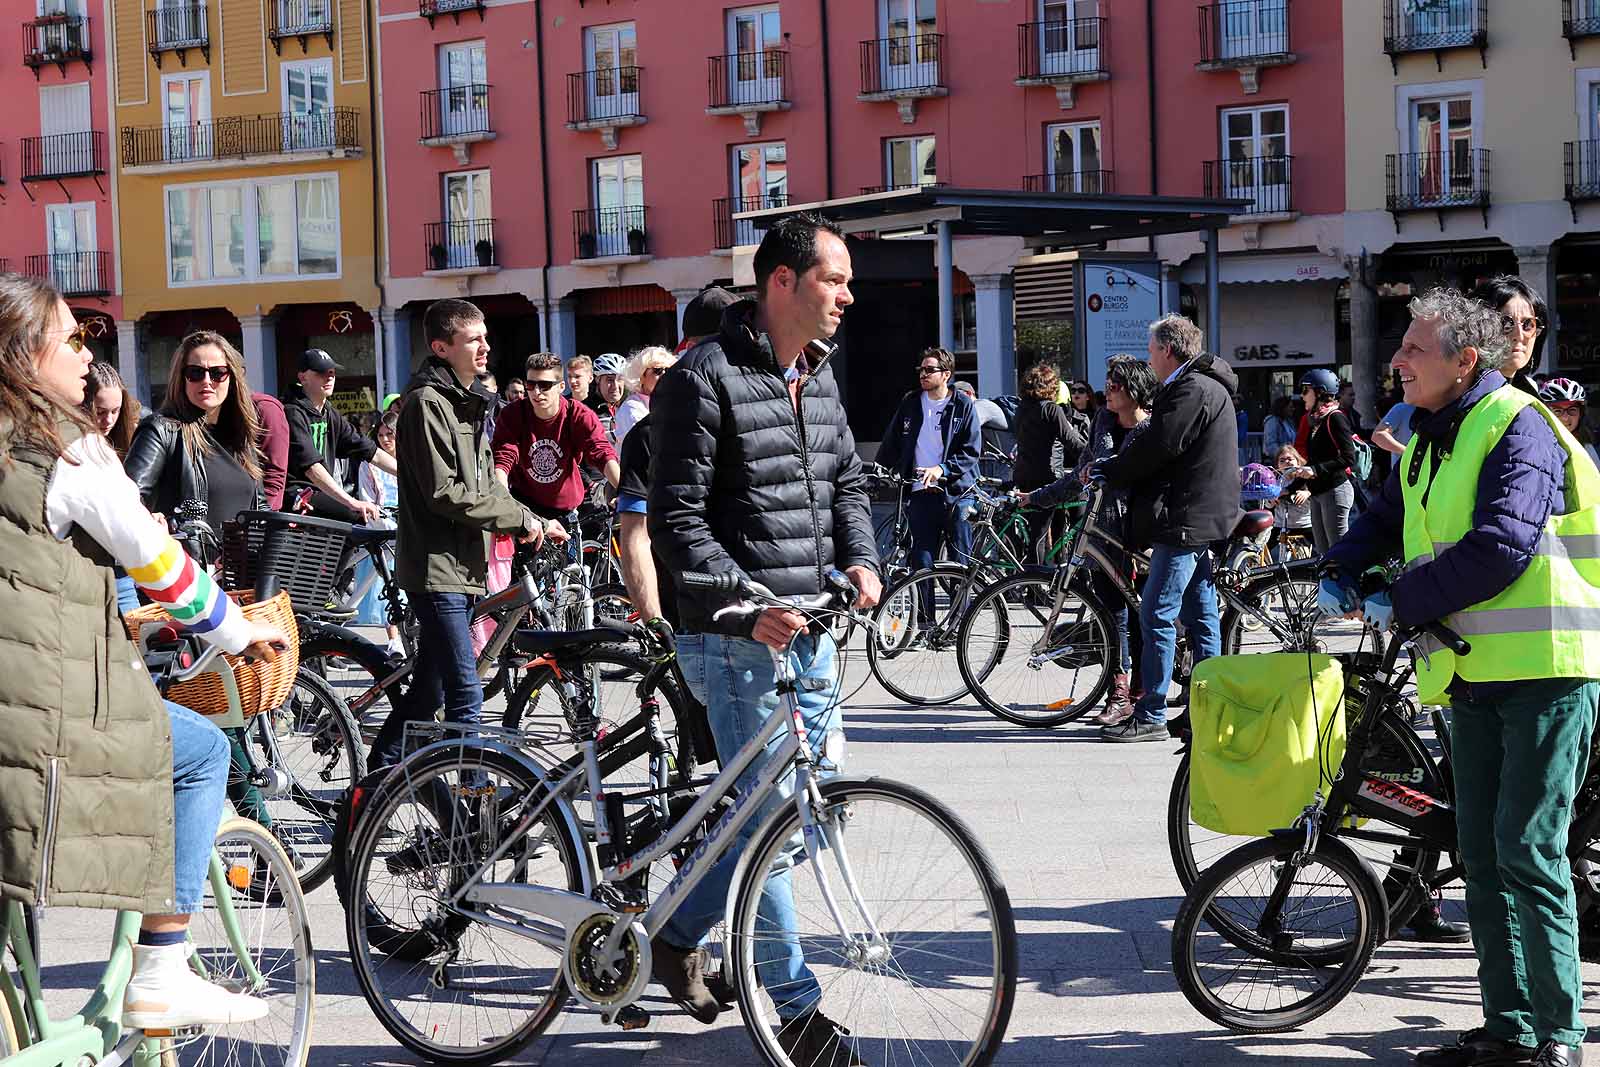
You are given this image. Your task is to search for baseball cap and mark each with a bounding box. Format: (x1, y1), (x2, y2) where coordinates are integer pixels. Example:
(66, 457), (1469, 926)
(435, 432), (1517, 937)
(682, 286), (738, 340)
(299, 349), (340, 374)
(380, 392), (401, 412)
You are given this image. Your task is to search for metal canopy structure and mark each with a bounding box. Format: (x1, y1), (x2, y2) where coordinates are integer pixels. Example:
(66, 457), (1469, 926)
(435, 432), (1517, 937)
(736, 185), (1251, 375)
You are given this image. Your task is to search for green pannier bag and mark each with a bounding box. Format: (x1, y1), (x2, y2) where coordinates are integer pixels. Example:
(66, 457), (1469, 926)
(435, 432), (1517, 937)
(1188, 652), (1348, 836)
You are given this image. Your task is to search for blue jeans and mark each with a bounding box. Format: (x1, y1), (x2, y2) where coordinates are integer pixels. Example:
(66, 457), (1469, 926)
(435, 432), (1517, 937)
(1132, 545), (1221, 726)
(660, 631), (842, 1021)
(370, 592), (480, 770)
(115, 571), (139, 615)
(907, 490), (974, 572)
(165, 700), (230, 914)
(1090, 568), (1132, 673)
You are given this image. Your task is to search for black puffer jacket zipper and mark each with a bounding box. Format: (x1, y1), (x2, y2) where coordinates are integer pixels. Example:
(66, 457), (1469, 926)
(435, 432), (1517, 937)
(787, 369), (827, 590)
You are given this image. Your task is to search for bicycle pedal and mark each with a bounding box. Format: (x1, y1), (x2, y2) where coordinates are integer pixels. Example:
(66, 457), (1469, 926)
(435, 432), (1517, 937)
(608, 1005), (650, 1030)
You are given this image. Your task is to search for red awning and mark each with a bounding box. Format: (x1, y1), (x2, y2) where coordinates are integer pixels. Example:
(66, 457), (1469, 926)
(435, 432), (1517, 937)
(576, 285), (674, 316)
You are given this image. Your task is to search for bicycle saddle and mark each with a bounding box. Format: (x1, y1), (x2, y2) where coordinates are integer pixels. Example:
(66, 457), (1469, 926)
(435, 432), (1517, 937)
(1232, 510), (1275, 539)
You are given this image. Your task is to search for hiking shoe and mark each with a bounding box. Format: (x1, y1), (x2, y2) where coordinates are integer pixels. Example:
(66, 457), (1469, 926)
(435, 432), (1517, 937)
(124, 942), (270, 1030)
(649, 937), (720, 1023)
(776, 1010), (865, 1067)
(1100, 719), (1172, 743)
(1531, 1041), (1582, 1067)
(1414, 1028), (1535, 1066)
(700, 951), (737, 1006)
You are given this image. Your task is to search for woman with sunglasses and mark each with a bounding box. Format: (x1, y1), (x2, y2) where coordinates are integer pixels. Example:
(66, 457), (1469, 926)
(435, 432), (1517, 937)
(1472, 275), (1549, 398)
(612, 344), (677, 447)
(1539, 378), (1600, 469)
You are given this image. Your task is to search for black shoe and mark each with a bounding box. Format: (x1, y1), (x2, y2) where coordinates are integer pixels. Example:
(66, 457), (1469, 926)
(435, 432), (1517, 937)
(1531, 1042), (1583, 1067)
(649, 937), (720, 1024)
(1100, 719), (1173, 743)
(776, 1010), (865, 1067)
(1165, 711), (1191, 741)
(1414, 1028), (1536, 1066)
(1402, 903), (1471, 944)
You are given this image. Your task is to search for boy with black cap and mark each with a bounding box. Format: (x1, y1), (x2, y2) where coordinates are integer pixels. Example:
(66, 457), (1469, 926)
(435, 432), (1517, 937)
(285, 348), (396, 523)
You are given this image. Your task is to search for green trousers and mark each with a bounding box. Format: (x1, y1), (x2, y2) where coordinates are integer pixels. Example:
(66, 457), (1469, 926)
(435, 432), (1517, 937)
(223, 725), (273, 829)
(1451, 676), (1599, 1048)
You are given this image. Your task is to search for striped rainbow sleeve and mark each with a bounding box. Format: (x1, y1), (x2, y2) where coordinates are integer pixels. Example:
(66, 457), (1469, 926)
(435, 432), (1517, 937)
(127, 537), (236, 635)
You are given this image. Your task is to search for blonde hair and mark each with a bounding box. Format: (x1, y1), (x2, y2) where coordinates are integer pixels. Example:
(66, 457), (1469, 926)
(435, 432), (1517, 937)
(625, 345), (676, 392)
(1276, 445), (1304, 468)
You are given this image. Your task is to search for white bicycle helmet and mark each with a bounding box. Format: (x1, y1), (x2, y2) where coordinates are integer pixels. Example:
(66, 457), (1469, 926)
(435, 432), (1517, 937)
(1540, 377), (1587, 405)
(593, 352), (627, 376)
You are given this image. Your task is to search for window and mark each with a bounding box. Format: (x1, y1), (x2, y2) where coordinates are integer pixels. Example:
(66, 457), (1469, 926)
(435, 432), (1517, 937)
(33, 0), (85, 56)
(1220, 105), (1289, 211)
(37, 82), (90, 175)
(1219, 0), (1286, 59)
(885, 135), (936, 189)
(166, 175), (339, 284)
(439, 41), (488, 138)
(276, 0), (330, 35)
(46, 202), (95, 292)
(731, 142), (786, 245)
(281, 59), (333, 151)
(584, 22), (638, 121)
(440, 170), (491, 269)
(153, 0), (204, 46)
(726, 6), (782, 105)
(1409, 94), (1474, 202)
(591, 155), (643, 257)
(878, 0), (937, 88)
(161, 72), (209, 161)
(1045, 122), (1102, 192)
(1037, 0), (1100, 76)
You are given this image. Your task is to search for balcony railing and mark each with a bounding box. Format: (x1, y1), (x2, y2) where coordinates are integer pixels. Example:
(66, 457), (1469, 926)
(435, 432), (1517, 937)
(147, 3), (207, 62)
(714, 192), (789, 249)
(708, 51), (789, 110)
(1387, 149), (1491, 222)
(1017, 19), (1106, 81)
(1382, 0), (1486, 67)
(23, 15), (91, 74)
(27, 251), (110, 297)
(1199, 1), (1291, 65)
(1204, 156), (1294, 215)
(574, 205), (649, 260)
(421, 85), (491, 141)
(1565, 0), (1600, 50)
(120, 108), (360, 166)
(419, 0), (486, 23)
(1566, 141), (1600, 214)
(268, 0), (333, 50)
(22, 131), (106, 180)
(860, 181), (946, 194)
(1023, 170), (1115, 195)
(860, 33), (945, 96)
(424, 218), (497, 271)
(567, 67), (643, 127)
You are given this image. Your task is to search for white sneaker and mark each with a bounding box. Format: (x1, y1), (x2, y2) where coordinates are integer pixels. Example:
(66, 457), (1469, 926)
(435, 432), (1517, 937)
(123, 942), (270, 1030)
(385, 636), (406, 657)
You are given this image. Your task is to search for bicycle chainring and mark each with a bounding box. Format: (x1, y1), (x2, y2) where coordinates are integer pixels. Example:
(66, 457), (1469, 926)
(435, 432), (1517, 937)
(566, 912), (650, 1010)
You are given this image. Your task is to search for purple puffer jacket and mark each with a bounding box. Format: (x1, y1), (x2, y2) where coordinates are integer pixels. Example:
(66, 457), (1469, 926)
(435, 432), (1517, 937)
(1323, 370), (1564, 629)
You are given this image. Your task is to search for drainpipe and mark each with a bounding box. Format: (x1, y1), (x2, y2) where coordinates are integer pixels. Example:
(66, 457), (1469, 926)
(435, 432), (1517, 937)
(365, 0), (389, 392)
(820, 0), (834, 198)
(1146, 0), (1159, 260)
(536, 0), (556, 350)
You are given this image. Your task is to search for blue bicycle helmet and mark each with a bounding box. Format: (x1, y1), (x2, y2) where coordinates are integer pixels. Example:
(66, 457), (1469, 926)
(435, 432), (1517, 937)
(1240, 463), (1281, 502)
(1298, 369), (1341, 398)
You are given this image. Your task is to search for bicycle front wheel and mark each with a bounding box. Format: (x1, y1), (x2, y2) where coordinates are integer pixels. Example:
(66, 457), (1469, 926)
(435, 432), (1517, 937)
(729, 776), (1016, 1067)
(1222, 573), (1375, 657)
(867, 564), (989, 705)
(957, 573), (1114, 726)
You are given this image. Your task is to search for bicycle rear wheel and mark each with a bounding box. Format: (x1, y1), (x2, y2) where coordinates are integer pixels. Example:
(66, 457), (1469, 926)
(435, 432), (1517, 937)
(867, 564), (988, 705)
(297, 632), (401, 749)
(957, 573), (1114, 727)
(1171, 835), (1382, 1033)
(729, 776), (1016, 1067)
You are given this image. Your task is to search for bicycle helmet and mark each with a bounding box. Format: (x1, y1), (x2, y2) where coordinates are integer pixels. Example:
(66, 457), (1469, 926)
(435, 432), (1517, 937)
(1540, 377), (1587, 405)
(1239, 463), (1281, 502)
(1298, 369), (1341, 398)
(593, 352), (626, 376)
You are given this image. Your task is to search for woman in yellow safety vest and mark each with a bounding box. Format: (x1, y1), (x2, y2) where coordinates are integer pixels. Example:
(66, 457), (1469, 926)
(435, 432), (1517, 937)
(1319, 286), (1599, 1067)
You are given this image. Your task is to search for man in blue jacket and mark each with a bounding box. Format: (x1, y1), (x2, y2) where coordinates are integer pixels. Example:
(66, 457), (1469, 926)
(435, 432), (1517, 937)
(876, 347), (983, 601)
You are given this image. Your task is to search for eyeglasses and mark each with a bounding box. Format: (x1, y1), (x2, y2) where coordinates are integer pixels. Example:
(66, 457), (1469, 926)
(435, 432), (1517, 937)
(59, 325), (88, 354)
(1502, 315), (1540, 336)
(643, 366), (666, 378)
(183, 365), (231, 384)
(1104, 381), (1125, 393)
(1550, 402), (1583, 415)
(526, 379), (561, 393)
(917, 365), (944, 376)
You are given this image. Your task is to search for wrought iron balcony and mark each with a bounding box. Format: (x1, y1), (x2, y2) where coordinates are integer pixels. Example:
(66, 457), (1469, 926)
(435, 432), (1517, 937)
(22, 131), (106, 181)
(1382, 0), (1486, 71)
(1204, 155), (1294, 216)
(708, 52), (789, 134)
(574, 205), (649, 260)
(419, 0), (486, 25)
(1565, 0), (1600, 56)
(424, 218), (497, 272)
(147, 3), (207, 66)
(859, 33), (946, 121)
(23, 14), (91, 77)
(1197, 1), (1293, 92)
(1022, 170), (1114, 195)
(120, 108), (360, 167)
(268, 0), (333, 53)
(860, 182), (947, 195)
(27, 251), (110, 297)
(1016, 19), (1108, 108)
(1386, 148), (1491, 228)
(1566, 141), (1600, 219)
(420, 85), (493, 152)
(566, 67), (644, 146)
(713, 192), (789, 250)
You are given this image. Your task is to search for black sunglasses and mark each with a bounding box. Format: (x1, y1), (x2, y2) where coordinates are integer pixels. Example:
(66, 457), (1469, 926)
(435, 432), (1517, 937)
(183, 365), (230, 384)
(917, 365), (944, 376)
(526, 379), (561, 393)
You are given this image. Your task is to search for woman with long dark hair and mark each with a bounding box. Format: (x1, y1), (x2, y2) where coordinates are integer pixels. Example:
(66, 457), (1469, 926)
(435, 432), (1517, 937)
(1012, 362), (1087, 561)
(1471, 274), (1548, 397)
(82, 361), (141, 458)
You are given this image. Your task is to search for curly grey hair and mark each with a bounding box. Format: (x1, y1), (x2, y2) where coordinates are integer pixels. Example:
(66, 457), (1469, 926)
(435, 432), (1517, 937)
(1148, 314), (1204, 362)
(1407, 287), (1509, 373)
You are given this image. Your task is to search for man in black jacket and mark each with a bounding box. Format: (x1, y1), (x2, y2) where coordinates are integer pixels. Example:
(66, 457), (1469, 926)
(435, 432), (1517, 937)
(284, 349), (395, 523)
(647, 212), (880, 1064)
(1098, 314), (1238, 742)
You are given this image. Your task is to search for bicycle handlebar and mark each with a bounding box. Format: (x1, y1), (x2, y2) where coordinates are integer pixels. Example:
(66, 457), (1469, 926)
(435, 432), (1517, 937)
(1413, 620), (1471, 657)
(684, 569), (858, 623)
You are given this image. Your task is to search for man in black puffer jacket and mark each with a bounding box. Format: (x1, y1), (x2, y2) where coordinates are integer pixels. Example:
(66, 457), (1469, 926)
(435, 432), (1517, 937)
(1096, 314), (1239, 742)
(647, 212), (880, 1064)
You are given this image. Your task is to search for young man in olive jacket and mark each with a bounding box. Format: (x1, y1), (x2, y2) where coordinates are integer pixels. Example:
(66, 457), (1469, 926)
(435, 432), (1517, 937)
(369, 299), (537, 770)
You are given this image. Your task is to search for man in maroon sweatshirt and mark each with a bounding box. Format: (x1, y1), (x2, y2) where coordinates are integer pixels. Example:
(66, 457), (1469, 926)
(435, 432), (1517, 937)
(493, 352), (620, 540)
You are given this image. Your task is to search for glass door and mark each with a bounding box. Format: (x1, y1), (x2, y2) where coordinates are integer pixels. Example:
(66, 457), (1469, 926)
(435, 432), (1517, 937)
(727, 6), (782, 106)
(731, 143), (787, 245)
(1222, 106), (1288, 211)
(591, 156), (643, 257)
(277, 0), (330, 35)
(162, 73), (209, 161)
(1410, 96), (1473, 203)
(1220, 0), (1286, 59)
(37, 82), (90, 176)
(282, 60), (332, 151)
(35, 0), (85, 56)
(443, 171), (491, 269)
(1047, 122), (1103, 192)
(584, 24), (638, 121)
(439, 41), (488, 137)
(879, 0), (937, 90)
(154, 0), (202, 46)
(46, 202), (95, 293)
(1038, 0), (1098, 76)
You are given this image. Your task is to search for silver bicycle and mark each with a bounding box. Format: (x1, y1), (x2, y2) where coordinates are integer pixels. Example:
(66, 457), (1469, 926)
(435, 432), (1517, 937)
(342, 572), (1017, 1067)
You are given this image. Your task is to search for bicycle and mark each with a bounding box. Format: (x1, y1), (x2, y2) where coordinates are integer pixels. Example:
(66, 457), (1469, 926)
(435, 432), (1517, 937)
(342, 571), (1017, 1067)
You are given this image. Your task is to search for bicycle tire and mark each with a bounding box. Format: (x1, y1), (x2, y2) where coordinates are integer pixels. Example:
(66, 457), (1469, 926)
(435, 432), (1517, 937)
(729, 776), (1016, 1067)
(867, 563), (988, 705)
(344, 744), (588, 1066)
(956, 572), (1115, 727)
(873, 509), (909, 582)
(169, 816), (315, 1067)
(1171, 834), (1383, 1033)
(296, 632), (402, 749)
(1220, 572), (1375, 658)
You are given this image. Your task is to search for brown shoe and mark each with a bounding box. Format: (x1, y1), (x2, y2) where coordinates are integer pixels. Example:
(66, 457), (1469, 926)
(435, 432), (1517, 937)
(650, 937), (721, 1023)
(1094, 674), (1133, 726)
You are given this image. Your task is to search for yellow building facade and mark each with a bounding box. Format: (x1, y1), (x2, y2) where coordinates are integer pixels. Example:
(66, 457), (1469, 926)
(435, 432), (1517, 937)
(109, 0), (382, 406)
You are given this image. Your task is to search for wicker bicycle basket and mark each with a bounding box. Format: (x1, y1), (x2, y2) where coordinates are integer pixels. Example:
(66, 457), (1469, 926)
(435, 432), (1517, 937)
(122, 590), (300, 719)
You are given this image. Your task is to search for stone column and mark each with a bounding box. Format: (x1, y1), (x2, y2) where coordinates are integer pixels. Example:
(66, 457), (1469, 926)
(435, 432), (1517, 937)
(366, 307), (387, 400)
(1515, 243), (1557, 372)
(971, 273), (1016, 397)
(238, 314), (278, 397)
(1344, 257), (1379, 427)
(381, 306), (412, 392)
(671, 288), (702, 345)
(115, 319), (143, 405)
(547, 297), (577, 361)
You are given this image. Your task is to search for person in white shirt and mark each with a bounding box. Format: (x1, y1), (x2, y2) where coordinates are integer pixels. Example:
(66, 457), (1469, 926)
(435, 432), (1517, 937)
(612, 345), (677, 447)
